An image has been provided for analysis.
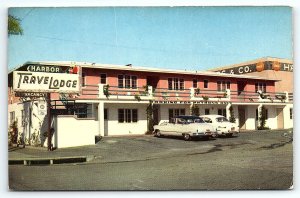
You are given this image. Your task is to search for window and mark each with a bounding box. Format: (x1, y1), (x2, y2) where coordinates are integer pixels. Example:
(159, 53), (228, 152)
(217, 81), (230, 92)
(132, 76), (137, 89)
(226, 81), (231, 89)
(125, 75), (131, 88)
(205, 108), (210, 115)
(290, 108), (293, 119)
(10, 111), (15, 124)
(75, 104), (92, 118)
(168, 78), (185, 90)
(100, 74), (106, 84)
(82, 73), (86, 87)
(218, 109), (226, 117)
(118, 109), (138, 123)
(204, 80), (209, 89)
(255, 82), (267, 93)
(118, 75), (124, 88)
(193, 79), (198, 88)
(118, 75), (137, 89)
(168, 109), (186, 122)
(104, 108), (108, 120)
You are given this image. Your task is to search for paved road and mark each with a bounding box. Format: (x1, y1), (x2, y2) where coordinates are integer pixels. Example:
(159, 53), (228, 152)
(9, 131), (293, 190)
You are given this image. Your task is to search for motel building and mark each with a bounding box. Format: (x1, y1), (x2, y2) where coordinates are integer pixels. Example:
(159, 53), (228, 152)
(8, 59), (293, 148)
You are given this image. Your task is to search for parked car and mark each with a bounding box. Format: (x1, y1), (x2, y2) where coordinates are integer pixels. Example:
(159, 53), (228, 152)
(153, 115), (216, 141)
(199, 115), (239, 137)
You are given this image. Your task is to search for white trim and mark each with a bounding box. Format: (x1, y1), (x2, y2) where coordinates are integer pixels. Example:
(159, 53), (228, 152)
(14, 61), (280, 81)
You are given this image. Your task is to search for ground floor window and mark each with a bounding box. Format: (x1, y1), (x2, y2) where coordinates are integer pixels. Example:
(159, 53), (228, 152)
(290, 108), (293, 119)
(169, 109), (185, 121)
(205, 108), (210, 115)
(118, 109), (138, 123)
(218, 109), (226, 117)
(74, 104), (93, 118)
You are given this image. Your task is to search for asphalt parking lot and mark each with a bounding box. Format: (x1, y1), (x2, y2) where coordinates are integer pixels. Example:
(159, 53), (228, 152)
(9, 130), (293, 190)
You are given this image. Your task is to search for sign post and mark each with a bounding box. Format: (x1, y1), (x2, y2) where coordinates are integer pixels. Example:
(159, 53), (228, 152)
(13, 65), (81, 151)
(47, 93), (52, 151)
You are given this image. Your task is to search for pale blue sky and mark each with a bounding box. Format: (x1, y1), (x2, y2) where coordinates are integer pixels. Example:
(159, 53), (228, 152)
(8, 7), (292, 71)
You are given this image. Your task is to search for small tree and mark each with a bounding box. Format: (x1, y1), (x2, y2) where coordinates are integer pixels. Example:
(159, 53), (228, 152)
(146, 100), (154, 133)
(229, 106), (236, 123)
(8, 15), (23, 35)
(191, 104), (200, 116)
(258, 106), (269, 130)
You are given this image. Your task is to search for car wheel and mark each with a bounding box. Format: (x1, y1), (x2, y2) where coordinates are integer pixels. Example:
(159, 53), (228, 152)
(155, 130), (162, 138)
(226, 133), (233, 138)
(183, 134), (191, 141)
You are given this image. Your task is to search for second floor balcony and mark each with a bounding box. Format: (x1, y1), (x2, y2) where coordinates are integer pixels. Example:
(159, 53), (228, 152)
(79, 84), (293, 104)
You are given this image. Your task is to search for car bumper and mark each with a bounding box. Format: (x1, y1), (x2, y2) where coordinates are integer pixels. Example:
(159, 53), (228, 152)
(190, 132), (214, 137)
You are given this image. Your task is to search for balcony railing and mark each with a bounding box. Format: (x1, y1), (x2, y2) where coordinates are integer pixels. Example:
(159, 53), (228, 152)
(77, 84), (292, 104)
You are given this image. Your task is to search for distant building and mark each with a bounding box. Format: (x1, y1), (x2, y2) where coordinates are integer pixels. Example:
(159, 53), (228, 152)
(8, 59), (293, 148)
(207, 57), (293, 93)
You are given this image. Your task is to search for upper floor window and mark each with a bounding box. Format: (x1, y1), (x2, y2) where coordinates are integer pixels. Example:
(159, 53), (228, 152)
(82, 73), (86, 87)
(290, 108), (293, 119)
(204, 80), (209, 89)
(118, 75), (137, 89)
(100, 74), (106, 84)
(193, 79), (198, 88)
(168, 78), (184, 90)
(255, 82), (266, 93)
(217, 81), (230, 91)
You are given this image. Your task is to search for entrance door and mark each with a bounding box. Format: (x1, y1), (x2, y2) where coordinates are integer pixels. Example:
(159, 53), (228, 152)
(238, 107), (246, 130)
(276, 108), (284, 129)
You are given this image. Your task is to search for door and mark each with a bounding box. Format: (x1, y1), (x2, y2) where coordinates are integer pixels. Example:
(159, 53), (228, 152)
(276, 108), (284, 129)
(238, 107), (246, 130)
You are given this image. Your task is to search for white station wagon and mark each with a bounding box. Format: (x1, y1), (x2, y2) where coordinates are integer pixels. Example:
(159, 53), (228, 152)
(153, 115), (216, 141)
(199, 115), (240, 137)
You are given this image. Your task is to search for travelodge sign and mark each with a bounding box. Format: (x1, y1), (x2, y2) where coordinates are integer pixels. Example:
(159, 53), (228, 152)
(13, 71), (80, 93)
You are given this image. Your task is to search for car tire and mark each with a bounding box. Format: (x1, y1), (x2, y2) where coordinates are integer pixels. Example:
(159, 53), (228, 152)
(183, 134), (191, 141)
(155, 130), (162, 138)
(226, 133), (233, 138)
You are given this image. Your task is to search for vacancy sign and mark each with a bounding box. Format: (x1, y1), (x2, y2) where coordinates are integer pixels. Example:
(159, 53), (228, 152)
(13, 71), (80, 93)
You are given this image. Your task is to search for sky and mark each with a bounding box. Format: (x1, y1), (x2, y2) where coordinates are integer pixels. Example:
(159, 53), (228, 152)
(8, 6), (292, 71)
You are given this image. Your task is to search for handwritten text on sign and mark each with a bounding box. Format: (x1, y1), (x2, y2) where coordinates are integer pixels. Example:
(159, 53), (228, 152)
(13, 71), (80, 93)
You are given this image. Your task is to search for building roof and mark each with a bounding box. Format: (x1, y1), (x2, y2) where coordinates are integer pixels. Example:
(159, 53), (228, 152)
(9, 60), (280, 81)
(207, 57), (293, 72)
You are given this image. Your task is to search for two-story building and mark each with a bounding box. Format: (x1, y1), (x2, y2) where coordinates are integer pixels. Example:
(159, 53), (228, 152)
(8, 60), (293, 148)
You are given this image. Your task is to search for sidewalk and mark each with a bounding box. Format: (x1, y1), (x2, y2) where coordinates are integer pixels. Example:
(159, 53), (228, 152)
(8, 144), (95, 165)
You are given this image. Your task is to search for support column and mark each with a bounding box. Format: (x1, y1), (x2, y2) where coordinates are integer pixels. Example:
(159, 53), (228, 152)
(257, 104), (263, 128)
(98, 101), (104, 136)
(226, 103), (231, 120)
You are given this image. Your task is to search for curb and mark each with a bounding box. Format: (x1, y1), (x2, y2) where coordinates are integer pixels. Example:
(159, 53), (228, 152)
(9, 155), (94, 166)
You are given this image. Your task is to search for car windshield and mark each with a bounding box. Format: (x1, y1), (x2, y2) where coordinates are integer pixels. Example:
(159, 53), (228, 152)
(216, 117), (229, 122)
